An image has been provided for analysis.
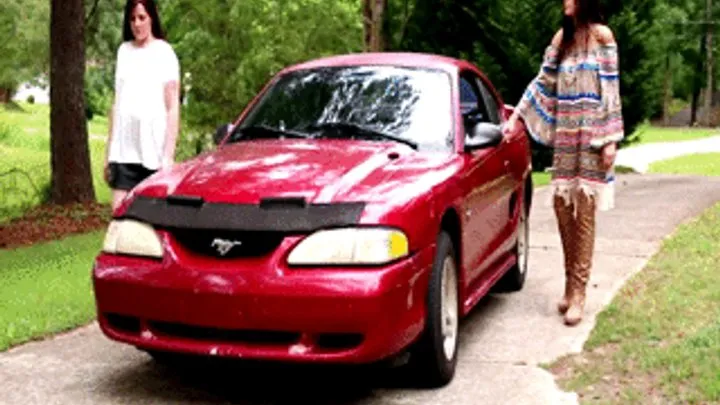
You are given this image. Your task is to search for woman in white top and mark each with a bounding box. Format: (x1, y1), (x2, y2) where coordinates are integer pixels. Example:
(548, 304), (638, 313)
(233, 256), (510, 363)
(104, 0), (180, 209)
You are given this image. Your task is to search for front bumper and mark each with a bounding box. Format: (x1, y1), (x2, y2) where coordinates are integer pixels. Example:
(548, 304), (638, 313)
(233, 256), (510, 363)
(92, 236), (434, 364)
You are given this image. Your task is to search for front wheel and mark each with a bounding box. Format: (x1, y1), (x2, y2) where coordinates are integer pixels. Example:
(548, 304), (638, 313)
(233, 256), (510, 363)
(409, 231), (459, 388)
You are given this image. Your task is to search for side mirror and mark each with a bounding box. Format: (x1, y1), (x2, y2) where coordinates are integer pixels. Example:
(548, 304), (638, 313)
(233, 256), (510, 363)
(464, 122), (503, 152)
(462, 107), (484, 126)
(213, 123), (232, 146)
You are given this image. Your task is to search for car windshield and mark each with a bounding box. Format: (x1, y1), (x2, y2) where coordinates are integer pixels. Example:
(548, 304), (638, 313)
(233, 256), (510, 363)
(229, 65), (454, 151)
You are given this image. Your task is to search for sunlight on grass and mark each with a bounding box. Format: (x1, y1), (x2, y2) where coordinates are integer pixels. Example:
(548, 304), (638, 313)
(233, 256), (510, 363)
(648, 153), (720, 176)
(0, 103), (110, 222)
(630, 124), (717, 147)
(552, 203), (720, 404)
(0, 231), (104, 351)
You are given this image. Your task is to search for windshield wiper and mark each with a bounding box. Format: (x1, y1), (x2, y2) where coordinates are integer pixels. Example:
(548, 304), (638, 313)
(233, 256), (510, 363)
(306, 122), (418, 150)
(230, 124), (312, 142)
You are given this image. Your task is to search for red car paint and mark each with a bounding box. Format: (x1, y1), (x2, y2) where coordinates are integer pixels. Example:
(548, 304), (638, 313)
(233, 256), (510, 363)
(92, 52), (532, 364)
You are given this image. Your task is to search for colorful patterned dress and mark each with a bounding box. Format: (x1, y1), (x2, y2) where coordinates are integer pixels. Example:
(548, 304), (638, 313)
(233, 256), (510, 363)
(516, 42), (624, 212)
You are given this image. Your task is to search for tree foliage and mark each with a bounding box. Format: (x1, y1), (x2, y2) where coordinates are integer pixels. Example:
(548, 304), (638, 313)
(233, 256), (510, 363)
(4, 0), (717, 159)
(161, 0), (364, 130)
(394, 0), (689, 141)
(0, 0), (49, 91)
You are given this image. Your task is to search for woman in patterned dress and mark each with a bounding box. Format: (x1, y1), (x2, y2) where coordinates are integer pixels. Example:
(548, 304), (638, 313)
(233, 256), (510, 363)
(503, 0), (624, 326)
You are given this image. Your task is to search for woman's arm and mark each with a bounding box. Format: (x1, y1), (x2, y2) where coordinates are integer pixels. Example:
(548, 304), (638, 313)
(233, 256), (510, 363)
(162, 79), (180, 168)
(592, 25), (624, 169)
(104, 99), (115, 184)
(504, 30), (562, 145)
(161, 43), (181, 168)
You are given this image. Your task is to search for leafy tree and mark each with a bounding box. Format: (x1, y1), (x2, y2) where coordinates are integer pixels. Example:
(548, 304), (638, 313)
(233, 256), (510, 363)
(398, 0), (668, 141)
(0, 0), (49, 101)
(161, 0), (363, 132)
(84, 0), (124, 118)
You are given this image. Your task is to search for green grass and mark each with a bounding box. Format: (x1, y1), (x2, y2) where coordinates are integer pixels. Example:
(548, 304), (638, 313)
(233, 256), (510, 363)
(532, 171), (551, 187)
(551, 203), (720, 404)
(629, 124), (717, 147)
(0, 103), (110, 222)
(648, 153), (720, 176)
(0, 231), (104, 351)
(0, 103), (108, 143)
(0, 144), (51, 221)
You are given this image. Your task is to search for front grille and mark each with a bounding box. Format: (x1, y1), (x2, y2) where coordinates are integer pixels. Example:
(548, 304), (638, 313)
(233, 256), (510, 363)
(105, 313), (141, 334)
(148, 321), (300, 346)
(170, 228), (285, 258)
(316, 333), (364, 350)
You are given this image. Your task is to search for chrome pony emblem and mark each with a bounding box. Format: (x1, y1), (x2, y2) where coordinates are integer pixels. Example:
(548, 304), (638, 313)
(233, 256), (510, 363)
(211, 238), (243, 256)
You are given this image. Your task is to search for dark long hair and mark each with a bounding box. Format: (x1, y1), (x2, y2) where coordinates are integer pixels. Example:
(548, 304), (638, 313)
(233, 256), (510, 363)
(559, 0), (605, 60)
(122, 0), (165, 42)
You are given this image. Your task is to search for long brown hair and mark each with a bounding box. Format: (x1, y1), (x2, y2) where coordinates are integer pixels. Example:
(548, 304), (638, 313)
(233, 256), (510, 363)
(123, 0), (165, 42)
(559, 0), (605, 60)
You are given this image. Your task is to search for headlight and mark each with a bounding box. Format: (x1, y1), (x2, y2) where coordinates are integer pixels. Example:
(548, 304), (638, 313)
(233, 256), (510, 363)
(102, 219), (163, 259)
(287, 228), (409, 266)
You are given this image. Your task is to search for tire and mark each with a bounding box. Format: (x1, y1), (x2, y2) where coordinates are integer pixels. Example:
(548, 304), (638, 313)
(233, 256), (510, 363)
(410, 231), (459, 388)
(496, 196), (529, 292)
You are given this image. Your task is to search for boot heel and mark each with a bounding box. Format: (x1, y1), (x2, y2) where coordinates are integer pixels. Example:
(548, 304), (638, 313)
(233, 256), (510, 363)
(564, 288), (585, 326)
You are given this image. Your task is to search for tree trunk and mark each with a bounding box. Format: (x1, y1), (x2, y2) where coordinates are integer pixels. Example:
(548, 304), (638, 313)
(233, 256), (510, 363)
(363, 0), (387, 52)
(0, 88), (11, 103)
(663, 54), (673, 126)
(50, 0), (95, 204)
(703, 0), (714, 126)
(690, 33), (706, 126)
(363, 0), (372, 51)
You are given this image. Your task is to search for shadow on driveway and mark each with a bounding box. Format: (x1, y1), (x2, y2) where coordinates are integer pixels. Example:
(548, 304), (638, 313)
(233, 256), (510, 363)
(93, 295), (503, 405)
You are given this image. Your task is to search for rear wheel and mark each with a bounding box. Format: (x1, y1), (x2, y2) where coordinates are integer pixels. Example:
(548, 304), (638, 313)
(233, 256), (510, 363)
(410, 231), (459, 388)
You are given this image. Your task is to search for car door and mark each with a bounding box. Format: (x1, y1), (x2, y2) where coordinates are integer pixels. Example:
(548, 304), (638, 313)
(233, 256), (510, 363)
(476, 75), (525, 254)
(457, 70), (510, 288)
(476, 77), (528, 248)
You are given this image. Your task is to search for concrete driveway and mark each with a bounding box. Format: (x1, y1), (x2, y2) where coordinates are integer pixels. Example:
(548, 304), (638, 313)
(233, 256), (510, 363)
(2, 174), (720, 405)
(615, 135), (720, 173)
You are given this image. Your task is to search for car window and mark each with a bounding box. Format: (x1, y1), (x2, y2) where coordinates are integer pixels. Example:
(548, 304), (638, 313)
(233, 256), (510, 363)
(232, 66), (455, 152)
(459, 72), (492, 136)
(476, 78), (501, 124)
(460, 77), (480, 116)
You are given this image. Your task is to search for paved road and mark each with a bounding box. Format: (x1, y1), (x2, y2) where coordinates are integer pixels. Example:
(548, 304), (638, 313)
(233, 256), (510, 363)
(2, 174), (720, 405)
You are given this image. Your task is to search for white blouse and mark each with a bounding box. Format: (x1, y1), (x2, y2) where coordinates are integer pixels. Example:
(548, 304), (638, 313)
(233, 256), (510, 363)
(108, 39), (180, 170)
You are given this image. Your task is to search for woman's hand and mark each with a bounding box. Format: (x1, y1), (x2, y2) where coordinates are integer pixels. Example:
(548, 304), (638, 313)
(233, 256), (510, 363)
(601, 142), (616, 170)
(502, 114), (521, 141)
(162, 155), (175, 169)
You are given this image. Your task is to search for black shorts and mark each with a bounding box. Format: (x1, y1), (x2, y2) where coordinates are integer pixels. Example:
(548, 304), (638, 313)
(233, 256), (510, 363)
(108, 163), (157, 191)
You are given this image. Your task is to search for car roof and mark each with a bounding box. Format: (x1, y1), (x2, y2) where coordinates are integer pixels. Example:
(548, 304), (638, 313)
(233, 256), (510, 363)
(280, 52), (471, 75)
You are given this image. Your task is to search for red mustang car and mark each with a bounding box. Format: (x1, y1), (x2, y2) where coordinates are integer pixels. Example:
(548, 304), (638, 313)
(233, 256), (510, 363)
(93, 52), (533, 387)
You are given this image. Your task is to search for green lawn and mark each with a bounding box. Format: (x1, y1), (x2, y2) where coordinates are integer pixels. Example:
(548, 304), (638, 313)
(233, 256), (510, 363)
(0, 231), (104, 351)
(629, 124), (717, 147)
(551, 202), (720, 404)
(648, 153), (720, 176)
(0, 103), (110, 222)
(532, 171), (550, 187)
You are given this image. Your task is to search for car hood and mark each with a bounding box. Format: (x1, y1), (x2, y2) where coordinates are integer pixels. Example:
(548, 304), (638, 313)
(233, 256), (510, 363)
(132, 140), (460, 206)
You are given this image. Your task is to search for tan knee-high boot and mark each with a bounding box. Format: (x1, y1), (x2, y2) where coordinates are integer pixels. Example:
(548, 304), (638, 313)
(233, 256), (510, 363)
(564, 192), (596, 326)
(553, 195), (577, 315)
